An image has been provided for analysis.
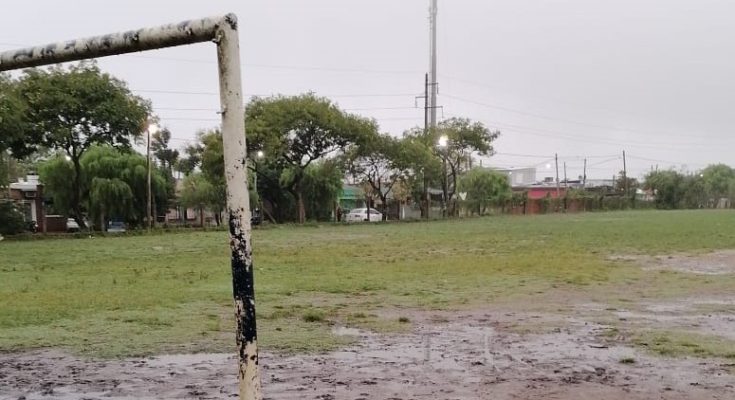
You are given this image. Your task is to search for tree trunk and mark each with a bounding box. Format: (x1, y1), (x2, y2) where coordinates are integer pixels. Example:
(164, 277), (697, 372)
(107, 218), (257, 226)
(297, 190), (306, 224)
(99, 208), (106, 232)
(71, 156), (87, 229)
(380, 194), (388, 221)
(422, 175), (429, 218)
(199, 206), (205, 227)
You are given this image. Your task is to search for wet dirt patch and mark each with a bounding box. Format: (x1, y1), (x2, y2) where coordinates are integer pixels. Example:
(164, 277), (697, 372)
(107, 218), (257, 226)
(610, 250), (735, 275)
(2, 312), (733, 400)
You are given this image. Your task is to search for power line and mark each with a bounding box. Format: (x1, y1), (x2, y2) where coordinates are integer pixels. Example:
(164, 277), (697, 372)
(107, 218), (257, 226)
(154, 105), (420, 113)
(442, 92), (727, 146)
(476, 119), (711, 150)
(154, 106), (218, 112)
(343, 106), (418, 111)
(626, 154), (707, 167)
(135, 89), (420, 99)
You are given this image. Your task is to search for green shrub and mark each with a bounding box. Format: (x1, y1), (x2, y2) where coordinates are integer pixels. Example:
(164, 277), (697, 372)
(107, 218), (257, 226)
(0, 202), (26, 235)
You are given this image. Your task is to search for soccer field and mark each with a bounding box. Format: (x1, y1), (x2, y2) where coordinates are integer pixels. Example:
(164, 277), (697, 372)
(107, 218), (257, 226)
(2, 210), (735, 359)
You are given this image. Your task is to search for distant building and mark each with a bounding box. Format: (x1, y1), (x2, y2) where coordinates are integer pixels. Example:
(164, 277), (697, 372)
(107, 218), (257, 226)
(490, 167), (537, 186)
(9, 175), (46, 232)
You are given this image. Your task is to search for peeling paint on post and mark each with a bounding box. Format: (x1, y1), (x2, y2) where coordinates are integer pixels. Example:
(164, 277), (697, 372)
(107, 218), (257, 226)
(0, 13), (262, 400)
(215, 15), (263, 400)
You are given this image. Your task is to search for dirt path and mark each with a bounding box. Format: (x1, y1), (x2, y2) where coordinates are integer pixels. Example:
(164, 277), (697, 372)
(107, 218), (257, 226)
(2, 311), (733, 400)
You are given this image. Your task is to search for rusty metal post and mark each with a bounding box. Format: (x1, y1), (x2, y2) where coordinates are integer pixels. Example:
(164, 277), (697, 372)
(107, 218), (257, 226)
(0, 14), (262, 400)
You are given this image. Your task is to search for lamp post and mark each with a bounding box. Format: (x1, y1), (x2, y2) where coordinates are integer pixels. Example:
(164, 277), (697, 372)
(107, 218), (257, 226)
(147, 123), (159, 230)
(248, 150), (265, 225)
(437, 134), (449, 218)
(253, 150), (264, 209)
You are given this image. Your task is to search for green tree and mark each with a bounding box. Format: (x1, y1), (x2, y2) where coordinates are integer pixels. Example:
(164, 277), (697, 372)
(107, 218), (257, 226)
(614, 170), (639, 197)
(435, 118), (500, 215)
(300, 160), (344, 221)
(0, 202), (27, 235)
(151, 127), (180, 175)
(199, 131), (230, 225)
(0, 73), (31, 158)
(403, 118), (499, 217)
(400, 128), (443, 218)
(39, 146), (167, 229)
(681, 173), (706, 209)
(179, 173), (216, 227)
(175, 142), (202, 176)
(38, 155), (77, 215)
(701, 164), (735, 202)
(89, 177), (133, 231)
(246, 93), (375, 223)
(644, 170), (686, 209)
(458, 168), (511, 215)
(345, 133), (413, 220)
(11, 62), (150, 227)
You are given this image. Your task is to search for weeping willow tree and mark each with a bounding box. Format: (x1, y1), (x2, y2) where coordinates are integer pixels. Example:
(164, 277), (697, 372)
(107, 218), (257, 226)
(89, 178), (133, 231)
(294, 160), (343, 222)
(40, 145), (167, 229)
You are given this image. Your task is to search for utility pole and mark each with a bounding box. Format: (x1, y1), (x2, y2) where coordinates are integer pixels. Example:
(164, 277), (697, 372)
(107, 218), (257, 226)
(622, 150), (628, 197)
(424, 73), (429, 133)
(429, 0), (438, 129)
(423, 73), (430, 219)
(583, 158), (587, 188)
(563, 162), (568, 188)
(555, 153), (560, 198)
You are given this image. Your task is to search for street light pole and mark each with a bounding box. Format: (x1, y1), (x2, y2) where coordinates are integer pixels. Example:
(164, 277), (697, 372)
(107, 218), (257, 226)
(438, 135), (448, 218)
(254, 150), (264, 210)
(147, 123), (159, 230)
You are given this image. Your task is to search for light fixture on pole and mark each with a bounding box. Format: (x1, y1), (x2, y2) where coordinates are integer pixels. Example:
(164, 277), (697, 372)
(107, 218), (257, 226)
(147, 122), (159, 230)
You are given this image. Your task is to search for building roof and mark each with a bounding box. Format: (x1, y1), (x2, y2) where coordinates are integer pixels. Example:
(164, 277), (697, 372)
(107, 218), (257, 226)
(9, 175), (41, 192)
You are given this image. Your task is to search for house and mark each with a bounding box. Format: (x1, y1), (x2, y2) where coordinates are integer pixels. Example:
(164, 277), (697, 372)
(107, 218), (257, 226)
(9, 175), (46, 232)
(491, 167), (537, 186)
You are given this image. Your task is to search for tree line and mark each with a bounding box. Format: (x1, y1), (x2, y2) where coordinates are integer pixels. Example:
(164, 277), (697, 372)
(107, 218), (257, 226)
(3, 63), (732, 234)
(643, 165), (735, 209)
(1, 62), (504, 230)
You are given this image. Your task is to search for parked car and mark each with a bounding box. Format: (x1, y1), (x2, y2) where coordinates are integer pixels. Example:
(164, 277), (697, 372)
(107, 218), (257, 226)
(107, 221), (126, 233)
(344, 208), (383, 223)
(66, 218), (80, 233)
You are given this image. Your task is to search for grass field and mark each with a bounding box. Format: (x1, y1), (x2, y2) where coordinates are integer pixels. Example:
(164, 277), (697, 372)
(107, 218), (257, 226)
(2, 210), (735, 358)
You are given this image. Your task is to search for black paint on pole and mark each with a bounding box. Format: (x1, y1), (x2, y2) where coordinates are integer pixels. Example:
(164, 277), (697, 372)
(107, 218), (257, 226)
(229, 214), (258, 345)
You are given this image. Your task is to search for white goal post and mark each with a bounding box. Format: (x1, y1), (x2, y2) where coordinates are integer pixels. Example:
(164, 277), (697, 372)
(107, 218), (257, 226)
(0, 14), (262, 400)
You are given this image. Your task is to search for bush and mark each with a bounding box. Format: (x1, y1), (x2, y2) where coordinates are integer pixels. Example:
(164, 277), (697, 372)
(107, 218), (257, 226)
(0, 202), (27, 235)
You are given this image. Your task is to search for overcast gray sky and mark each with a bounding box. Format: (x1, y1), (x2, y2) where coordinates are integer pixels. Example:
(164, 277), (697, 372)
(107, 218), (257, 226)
(2, 0), (733, 179)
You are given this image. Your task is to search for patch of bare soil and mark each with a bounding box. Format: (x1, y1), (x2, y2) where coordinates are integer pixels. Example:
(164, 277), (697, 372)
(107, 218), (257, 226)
(1, 312), (733, 400)
(609, 250), (735, 275)
(612, 298), (735, 341)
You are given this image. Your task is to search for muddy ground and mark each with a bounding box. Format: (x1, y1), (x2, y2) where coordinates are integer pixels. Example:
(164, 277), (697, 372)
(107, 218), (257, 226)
(2, 252), (735, 400)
